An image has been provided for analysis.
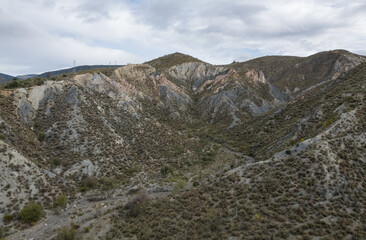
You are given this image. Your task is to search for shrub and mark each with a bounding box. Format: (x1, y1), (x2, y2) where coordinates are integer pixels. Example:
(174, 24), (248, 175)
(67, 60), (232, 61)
(125, 166), (139, 177)
(35, 77), (45, 86)
(101, 177), (117, 191)
(19, 202), (44, 223)
(52, 157), (61, 166)
(172, 145), (184, 156)
(53, 194), (68, 208)
(285, 150), (291, 155)
(323, 113), (338, 127)
(174, 179), (187, 191)
(3, 214), (13, 223)
(125, 191), (150, 217)
(82, 176), (98, 189)
(38, 131), (46, 142)
(201, 151), (216, 162)
(56, 226), (76, 240)
(4, 79), (19, 89)
(0, 226), (4, 238)
(160, 165), (174, 177)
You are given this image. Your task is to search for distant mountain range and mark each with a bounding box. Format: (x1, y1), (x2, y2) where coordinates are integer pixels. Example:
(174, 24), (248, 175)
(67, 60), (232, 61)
(0, 73), (14, 84)
(1, 65), (125, 83)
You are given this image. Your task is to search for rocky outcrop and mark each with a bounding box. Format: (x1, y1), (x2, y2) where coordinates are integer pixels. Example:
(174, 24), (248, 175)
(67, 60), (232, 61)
(0, 140), (62, 221)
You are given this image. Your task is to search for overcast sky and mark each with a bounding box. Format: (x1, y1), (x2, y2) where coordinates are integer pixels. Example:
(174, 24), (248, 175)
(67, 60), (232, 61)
(1, 0), (365, 75)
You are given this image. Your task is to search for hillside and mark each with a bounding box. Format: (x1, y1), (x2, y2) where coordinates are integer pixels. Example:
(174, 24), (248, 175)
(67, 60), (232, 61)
(0, 73), (14, 84)
(0, 50), (365, 239)
(37, 65), (125, 78)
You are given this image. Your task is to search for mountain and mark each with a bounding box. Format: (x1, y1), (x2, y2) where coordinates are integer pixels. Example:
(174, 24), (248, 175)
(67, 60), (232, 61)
(0, 73), (14, 84)
(0, 50), (365, 239)
(15, 65), (125, 80)
(37, 65), (124, 78)
(146, 52), (205, 70)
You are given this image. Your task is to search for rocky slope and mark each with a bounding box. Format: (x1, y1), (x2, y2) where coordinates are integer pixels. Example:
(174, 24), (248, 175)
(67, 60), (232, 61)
(0, 50), (365, 239)
(110, 61), (366, 239)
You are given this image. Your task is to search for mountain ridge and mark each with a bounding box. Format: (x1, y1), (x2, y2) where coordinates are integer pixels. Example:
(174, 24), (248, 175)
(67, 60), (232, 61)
(0, 49), (365, 239)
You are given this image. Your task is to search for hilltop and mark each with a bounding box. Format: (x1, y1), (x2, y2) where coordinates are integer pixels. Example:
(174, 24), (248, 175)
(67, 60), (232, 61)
(146, 52), (205, 71)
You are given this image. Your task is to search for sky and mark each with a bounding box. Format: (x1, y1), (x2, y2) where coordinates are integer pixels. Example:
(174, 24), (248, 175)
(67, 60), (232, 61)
(1, 0), (366, 76)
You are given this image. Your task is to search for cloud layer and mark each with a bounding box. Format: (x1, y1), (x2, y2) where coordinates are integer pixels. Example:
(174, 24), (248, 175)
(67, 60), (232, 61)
(1, 0), (365, 75)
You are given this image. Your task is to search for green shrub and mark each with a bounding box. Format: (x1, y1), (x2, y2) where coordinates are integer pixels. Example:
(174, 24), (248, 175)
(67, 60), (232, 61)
(174, 179), (187, 191)
(19, 202), (44, 223)
(38, 131), (46, 142)
(52, 157), (61, 166)
(323, 113), (338, 127)
(125, 166), (139, 176)
(82, 176), (98, 189)
(201, 151), (216, 162)
(160, 165), (174, 177)
(56, 226), (76, 240)
(101, 177), (117, 190)
(125, 192), (150, 217)
(172, 145), (184, 156)
(3, 213), (13, 223)
(53, 194), (68, 208)
(4, 79), (20, 89)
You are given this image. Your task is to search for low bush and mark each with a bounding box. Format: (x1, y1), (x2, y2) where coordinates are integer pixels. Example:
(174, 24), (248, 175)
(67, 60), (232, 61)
(3, 214), (13, 223)
(52, 157), (61, 166)
(101, 177), (117, 191)
(53, 194), (68, 208)
(56, 226), (76, 240)
(18, 202), (44, 223)
(125, 191), (150, 217)
(38, 131), (46, 142)
(160, 165), (174, 177)
(201, 151), (216, 162)
(82, 176), (98, 189)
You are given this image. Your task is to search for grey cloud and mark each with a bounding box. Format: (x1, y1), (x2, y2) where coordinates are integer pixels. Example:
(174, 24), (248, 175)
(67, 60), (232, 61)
(0, 0), (365, 75)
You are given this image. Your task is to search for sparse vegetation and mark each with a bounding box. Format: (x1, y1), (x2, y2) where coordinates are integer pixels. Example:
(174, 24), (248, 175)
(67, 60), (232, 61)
(1, 51), (366, 239)
(101, 177), (117, 190)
